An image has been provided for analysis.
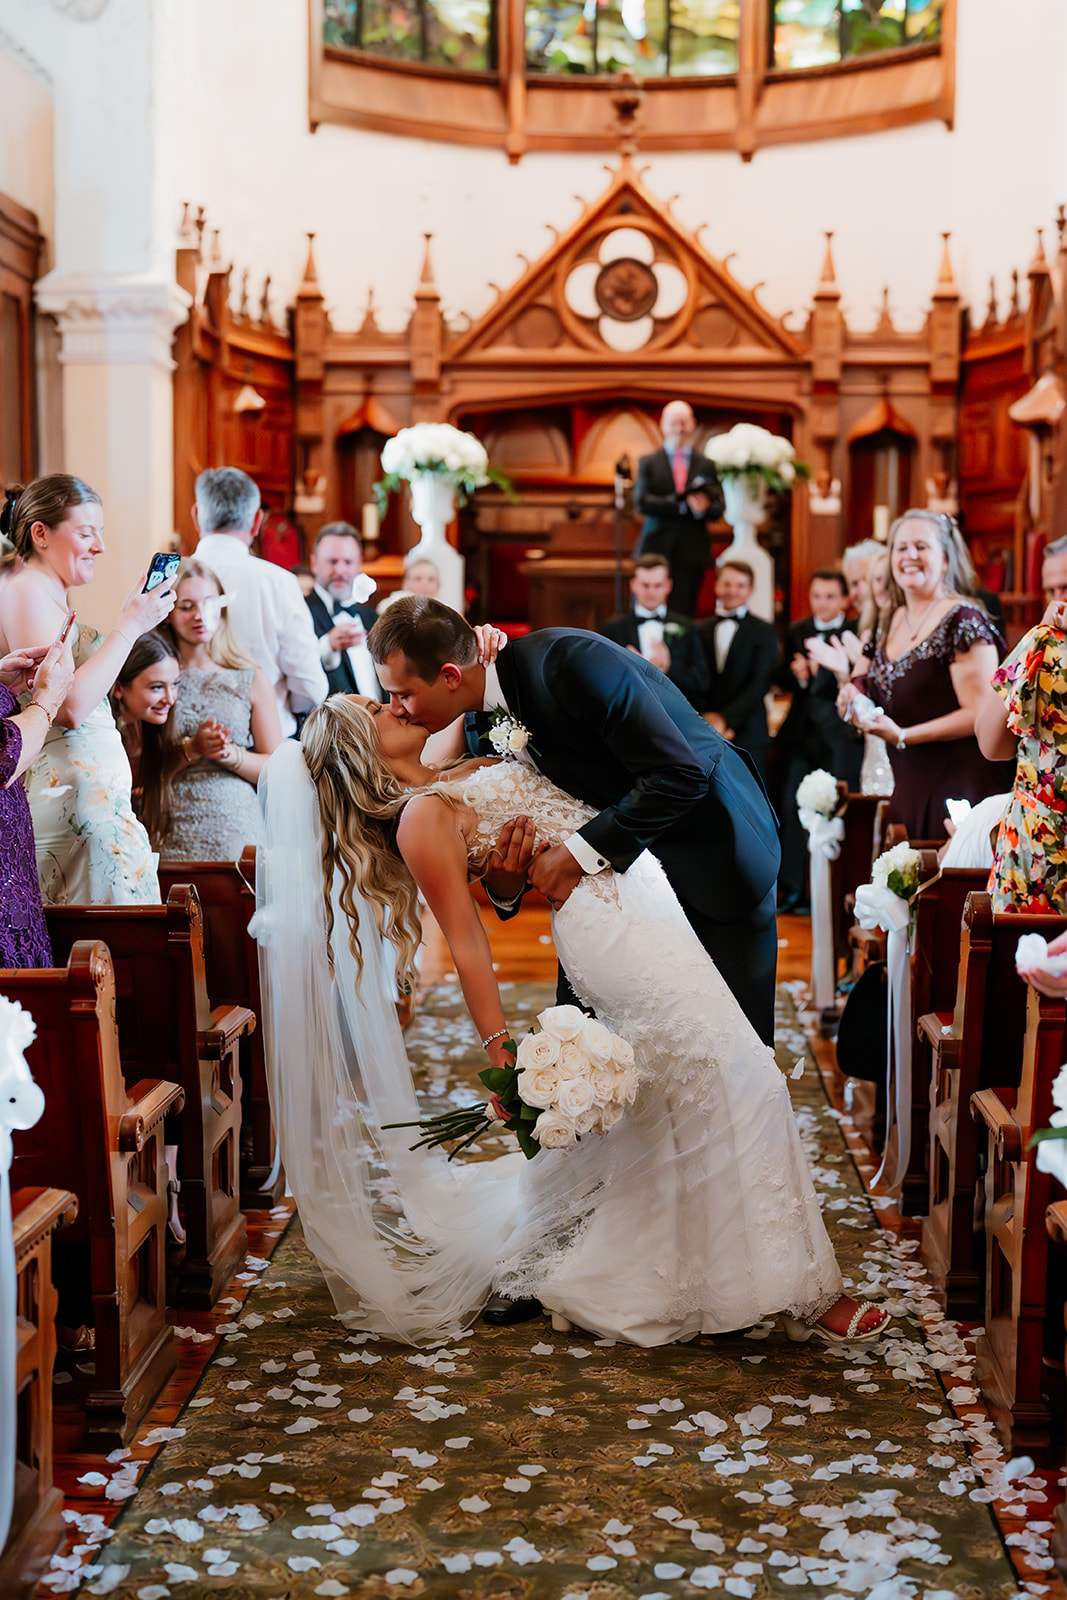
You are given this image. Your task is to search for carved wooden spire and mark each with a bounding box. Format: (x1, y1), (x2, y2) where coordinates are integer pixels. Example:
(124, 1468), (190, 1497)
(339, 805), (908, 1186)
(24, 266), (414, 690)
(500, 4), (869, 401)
(984, 276), (998, 330)
(814, 232), (839, 299)
(415, 233), (440, 301)
(412, 234), (442, 393)
(932, 231), (958, 300)
(298, 233), (324, 301)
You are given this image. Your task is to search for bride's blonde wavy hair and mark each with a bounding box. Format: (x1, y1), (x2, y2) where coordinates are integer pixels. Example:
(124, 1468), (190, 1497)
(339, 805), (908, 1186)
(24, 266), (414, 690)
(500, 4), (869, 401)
(300, 696), (422, 992)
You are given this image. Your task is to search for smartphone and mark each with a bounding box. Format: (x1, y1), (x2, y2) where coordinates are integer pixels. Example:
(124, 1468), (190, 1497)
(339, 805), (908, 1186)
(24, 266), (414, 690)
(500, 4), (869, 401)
(58, 608), (76, 644)
(143, 552), (180, 593)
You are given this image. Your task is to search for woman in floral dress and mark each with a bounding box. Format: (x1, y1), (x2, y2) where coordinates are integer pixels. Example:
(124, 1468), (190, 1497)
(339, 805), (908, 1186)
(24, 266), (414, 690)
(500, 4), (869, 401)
(978, 616), (1067, 913)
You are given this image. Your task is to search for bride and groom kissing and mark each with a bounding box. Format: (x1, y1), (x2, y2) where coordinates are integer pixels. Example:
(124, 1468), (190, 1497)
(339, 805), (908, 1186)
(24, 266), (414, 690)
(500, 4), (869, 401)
(254, 595), (888, 1349)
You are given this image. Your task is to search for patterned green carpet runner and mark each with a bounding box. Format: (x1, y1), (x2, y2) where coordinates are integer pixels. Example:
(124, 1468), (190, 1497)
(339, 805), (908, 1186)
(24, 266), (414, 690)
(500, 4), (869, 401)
(69, 984), (1033, 1598)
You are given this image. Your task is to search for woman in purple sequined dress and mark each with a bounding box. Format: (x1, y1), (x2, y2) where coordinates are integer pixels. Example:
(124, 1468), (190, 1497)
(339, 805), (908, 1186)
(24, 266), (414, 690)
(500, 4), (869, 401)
(839, 510), (1009, 840)
(0, 638), (74, 966)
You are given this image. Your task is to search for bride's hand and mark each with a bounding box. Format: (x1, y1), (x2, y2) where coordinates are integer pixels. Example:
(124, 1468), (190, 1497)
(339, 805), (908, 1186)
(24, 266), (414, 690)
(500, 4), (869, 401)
(483, 817), (537, 902)
(474, 624), (507, 667)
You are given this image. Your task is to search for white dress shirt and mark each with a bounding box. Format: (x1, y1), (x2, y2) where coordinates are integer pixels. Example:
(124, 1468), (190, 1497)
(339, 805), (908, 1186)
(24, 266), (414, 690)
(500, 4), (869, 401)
(195, 534), (328, 737)
(633, 603), (667, 660)
(713, 604), (747, 673)
(314, 584), (380, 700)
(482, 663), (608, 881)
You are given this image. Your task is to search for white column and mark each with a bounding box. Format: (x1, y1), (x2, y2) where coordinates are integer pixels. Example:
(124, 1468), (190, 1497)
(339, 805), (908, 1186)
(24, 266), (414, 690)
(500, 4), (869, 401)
(34, 272), (190, 626)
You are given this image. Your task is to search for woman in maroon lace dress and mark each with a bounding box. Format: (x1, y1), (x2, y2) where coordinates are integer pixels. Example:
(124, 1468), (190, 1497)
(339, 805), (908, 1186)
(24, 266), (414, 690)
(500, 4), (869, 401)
(0, 637), (74, 966)
(839, 510), (1008, 839)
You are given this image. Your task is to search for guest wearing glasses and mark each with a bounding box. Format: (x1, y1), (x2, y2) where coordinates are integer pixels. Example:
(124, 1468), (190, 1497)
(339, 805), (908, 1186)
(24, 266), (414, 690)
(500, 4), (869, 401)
(839, 510), (1008, 840)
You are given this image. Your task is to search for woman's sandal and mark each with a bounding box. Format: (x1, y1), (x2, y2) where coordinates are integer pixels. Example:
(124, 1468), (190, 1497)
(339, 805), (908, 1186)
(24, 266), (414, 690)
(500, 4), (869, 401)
(782, 1302), (889, 1345)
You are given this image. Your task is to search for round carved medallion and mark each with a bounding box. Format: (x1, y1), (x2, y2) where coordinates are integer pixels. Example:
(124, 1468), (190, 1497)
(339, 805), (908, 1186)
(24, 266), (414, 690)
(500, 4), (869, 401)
(594, 257), (658, 322)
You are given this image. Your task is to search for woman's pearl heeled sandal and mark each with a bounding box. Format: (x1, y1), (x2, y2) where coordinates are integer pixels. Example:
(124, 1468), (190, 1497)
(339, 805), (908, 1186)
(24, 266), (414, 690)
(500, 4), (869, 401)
(782, 1302), (889, 1345)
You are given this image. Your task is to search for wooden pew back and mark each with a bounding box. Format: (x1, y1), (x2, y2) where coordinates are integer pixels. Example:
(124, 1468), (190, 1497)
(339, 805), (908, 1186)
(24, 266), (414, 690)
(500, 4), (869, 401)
(45, 888), (250, 1306)
(1, 942), (182, 1445)
(157, 849), (279, 1208)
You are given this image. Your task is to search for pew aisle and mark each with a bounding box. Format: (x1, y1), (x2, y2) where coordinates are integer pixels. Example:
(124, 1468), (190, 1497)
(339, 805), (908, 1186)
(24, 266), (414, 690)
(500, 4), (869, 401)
(25, 910), (1063, 1598)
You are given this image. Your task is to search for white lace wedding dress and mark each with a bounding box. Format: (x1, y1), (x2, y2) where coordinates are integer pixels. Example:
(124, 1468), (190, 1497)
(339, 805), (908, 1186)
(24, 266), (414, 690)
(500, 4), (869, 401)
(255, 744), (843, 1350)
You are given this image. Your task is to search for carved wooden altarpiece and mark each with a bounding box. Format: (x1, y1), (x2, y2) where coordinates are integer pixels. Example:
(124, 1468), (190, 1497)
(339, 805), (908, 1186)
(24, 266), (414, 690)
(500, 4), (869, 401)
(174, 160), (971, 621)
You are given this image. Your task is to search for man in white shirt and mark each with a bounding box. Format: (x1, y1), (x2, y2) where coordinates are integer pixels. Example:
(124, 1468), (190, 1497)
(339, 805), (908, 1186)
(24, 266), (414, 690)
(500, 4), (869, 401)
(192, 468), (328, 737)
(305, 523), (382, 700)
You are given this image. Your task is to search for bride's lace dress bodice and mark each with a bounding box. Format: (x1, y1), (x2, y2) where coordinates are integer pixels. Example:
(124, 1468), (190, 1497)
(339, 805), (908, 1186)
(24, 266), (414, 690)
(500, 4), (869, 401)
(455, 761), (617, 906)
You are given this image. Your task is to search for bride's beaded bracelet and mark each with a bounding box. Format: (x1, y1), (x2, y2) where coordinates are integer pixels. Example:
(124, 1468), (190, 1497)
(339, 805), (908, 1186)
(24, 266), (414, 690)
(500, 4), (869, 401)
(481, 1027), (510, 1051)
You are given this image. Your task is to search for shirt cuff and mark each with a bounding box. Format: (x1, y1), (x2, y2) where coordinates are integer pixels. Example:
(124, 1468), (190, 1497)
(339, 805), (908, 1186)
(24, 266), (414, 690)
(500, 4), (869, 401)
(564, 832), (610, 875)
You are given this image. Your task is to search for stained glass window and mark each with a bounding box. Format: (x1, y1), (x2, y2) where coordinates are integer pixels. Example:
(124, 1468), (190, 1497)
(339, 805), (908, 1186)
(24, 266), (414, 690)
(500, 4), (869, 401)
(525, 0), (739, 76)
(324, 0), (494, 69)
(770, 0), (943, 70)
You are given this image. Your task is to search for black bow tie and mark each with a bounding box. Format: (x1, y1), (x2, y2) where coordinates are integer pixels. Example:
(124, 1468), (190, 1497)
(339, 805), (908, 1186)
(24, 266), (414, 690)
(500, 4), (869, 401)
(715, 609), (746, 622)
(635, 607), (667, 621)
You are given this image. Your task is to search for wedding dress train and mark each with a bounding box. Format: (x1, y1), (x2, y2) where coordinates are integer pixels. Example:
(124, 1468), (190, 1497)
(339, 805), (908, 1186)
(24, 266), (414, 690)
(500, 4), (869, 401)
(255, 743), (842, 1349)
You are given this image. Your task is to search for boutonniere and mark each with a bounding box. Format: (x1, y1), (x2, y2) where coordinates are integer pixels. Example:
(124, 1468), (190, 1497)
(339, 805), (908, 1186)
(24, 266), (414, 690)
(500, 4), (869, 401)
(482, 707), (532, 760)
(663, 621), (686, 640)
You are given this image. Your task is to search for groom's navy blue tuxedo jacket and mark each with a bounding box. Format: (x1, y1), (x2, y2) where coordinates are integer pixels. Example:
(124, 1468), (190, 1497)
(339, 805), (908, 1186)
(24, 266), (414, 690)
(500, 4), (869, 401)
(468, 630), (781, 1040)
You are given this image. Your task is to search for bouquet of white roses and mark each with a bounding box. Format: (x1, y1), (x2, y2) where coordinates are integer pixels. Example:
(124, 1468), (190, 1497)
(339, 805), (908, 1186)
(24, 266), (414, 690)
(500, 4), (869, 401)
(871, 841), (921, 900)
(705, 423), (810, 494)
(385, 1004), (637, 1161)
(375, 422), (513, 512)
(796, 768), (840, 821)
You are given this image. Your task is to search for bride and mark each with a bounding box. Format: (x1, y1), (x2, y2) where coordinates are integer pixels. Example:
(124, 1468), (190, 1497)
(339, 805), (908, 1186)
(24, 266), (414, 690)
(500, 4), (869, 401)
(255, 692), (888, 1350)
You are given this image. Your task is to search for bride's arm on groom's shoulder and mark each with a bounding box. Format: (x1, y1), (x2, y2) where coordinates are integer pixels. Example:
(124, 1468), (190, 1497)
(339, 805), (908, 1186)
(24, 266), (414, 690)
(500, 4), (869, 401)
(395, 794), (512, 1065)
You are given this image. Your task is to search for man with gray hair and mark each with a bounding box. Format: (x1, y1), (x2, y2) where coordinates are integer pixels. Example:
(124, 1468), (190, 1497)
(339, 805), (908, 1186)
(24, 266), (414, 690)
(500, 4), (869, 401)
(192, 467), (327, 737)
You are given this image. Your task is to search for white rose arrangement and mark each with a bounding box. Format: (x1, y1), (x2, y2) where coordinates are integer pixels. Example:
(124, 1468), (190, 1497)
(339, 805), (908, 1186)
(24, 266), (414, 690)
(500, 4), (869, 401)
(483, 708), (532, 761)
(870, 841), (921, 900)
(374, 422), (514, 513)
(795, 768), (840, 821)
(385, 1004), (637, 1161)
(704, 423), (810, 494)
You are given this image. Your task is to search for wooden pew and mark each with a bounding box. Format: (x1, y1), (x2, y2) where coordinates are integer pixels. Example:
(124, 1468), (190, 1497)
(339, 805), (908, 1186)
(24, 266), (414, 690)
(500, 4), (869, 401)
(0, 1187), (77, 1600)
(1045, 1198), (1067, 1570)
(45, 887), (253, 1308)
(829, 790), (890, 972)
(918, 893), (1066, 1318)
(901, 856), (990, 1217)
(970, 985), (1067, 1459)
(157, 849), (281, 1209)
(1, 942), (183, 1446)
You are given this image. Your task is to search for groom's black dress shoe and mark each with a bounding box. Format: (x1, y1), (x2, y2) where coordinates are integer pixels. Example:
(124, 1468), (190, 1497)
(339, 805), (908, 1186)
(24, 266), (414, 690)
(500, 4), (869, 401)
(481, 1295), (543, 1325)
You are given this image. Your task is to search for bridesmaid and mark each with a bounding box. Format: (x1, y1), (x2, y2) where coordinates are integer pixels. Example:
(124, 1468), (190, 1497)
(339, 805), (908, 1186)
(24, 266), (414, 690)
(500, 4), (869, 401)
(158, 558), (282, 861)
(0, 637), (74, 965)
(0, 475), (175, 905)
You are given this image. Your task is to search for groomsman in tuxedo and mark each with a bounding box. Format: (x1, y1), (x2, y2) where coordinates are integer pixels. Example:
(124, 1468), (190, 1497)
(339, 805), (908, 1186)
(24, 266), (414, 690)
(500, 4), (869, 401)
(699, 559), (778, 777)
(305, 522), (384, 700)
(774, 568), (863, 913)
(600, 554), (709, 710)
(634, 401), (724, 618)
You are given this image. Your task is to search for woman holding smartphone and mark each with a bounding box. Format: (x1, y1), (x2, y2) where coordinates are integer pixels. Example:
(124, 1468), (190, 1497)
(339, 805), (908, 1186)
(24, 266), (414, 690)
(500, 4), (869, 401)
(0, 475), (176, 904)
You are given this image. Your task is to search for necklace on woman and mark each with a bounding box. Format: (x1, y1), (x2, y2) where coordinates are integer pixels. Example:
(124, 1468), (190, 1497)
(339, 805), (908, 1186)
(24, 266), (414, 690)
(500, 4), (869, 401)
(897, 593), (944, 642)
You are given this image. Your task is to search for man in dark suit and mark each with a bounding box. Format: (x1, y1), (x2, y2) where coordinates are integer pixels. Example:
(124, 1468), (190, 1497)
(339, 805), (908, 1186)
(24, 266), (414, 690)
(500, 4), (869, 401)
(304, 521), (383, 699)
(370, 597), (780, 1046)
(774, 568), (863, 913)
(633, 401), (724, 618)
(698, 559), (779, 778)
(600, 554), (709, 710)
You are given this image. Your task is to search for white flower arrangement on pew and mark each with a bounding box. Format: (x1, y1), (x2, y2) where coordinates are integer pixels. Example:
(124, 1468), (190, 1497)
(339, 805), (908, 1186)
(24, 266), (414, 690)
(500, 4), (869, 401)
(384, 1004), (638, 1160)
(374, 422), (514, 514)
(796, 768), (841, 823)
(870, 842), (921, 901)
(704, 423), (810, 494)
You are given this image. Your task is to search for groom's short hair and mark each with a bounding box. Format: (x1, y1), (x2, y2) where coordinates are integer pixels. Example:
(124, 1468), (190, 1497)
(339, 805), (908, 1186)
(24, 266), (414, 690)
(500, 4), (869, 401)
(368, 594), (478, 681)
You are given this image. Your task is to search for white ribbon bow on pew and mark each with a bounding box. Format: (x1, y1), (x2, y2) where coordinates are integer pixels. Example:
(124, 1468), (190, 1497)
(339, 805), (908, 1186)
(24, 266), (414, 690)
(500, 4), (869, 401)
(0, 997), (46, 1553)
(799, 806), (845, 1013)
(853, 880), (913, 1194)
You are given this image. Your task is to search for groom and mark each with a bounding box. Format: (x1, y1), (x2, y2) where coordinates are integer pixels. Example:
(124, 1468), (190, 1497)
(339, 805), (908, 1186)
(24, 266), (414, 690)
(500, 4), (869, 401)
(369, 597), (781, 1044)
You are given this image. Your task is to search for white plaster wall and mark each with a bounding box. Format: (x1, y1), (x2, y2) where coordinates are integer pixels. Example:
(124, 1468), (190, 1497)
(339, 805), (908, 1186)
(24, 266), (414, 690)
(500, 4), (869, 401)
(172, 0), (1067, 336)
(0, 31), (53, 252)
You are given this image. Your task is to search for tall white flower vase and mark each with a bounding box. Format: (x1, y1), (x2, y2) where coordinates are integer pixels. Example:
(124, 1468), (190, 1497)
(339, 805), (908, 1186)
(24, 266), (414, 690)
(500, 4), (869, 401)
(721, 474), (775, 623)
(407, 472), (466, 615)
(0, 998), (46, 1552)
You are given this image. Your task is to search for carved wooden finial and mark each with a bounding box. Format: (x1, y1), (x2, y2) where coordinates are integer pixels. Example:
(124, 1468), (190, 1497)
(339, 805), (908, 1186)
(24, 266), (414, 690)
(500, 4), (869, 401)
(876, 285), (894, 333)
(418, 233), (437, 289)
(260, 275), (272, 325)
(359, 285), (382, 338)
(937, 231), (957, 289)
(1030, 228), (1049, 274)
(985, 275), (998, 328)
(1057, 204), (1066, 249)
(610, 68), (645, 160)
(818, 231), (838, 287)
(1011, 268), (1021, 318)
(298, 233), (324, 300)
(238, 269), (250, 320)
(209, 228), (223, 270)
